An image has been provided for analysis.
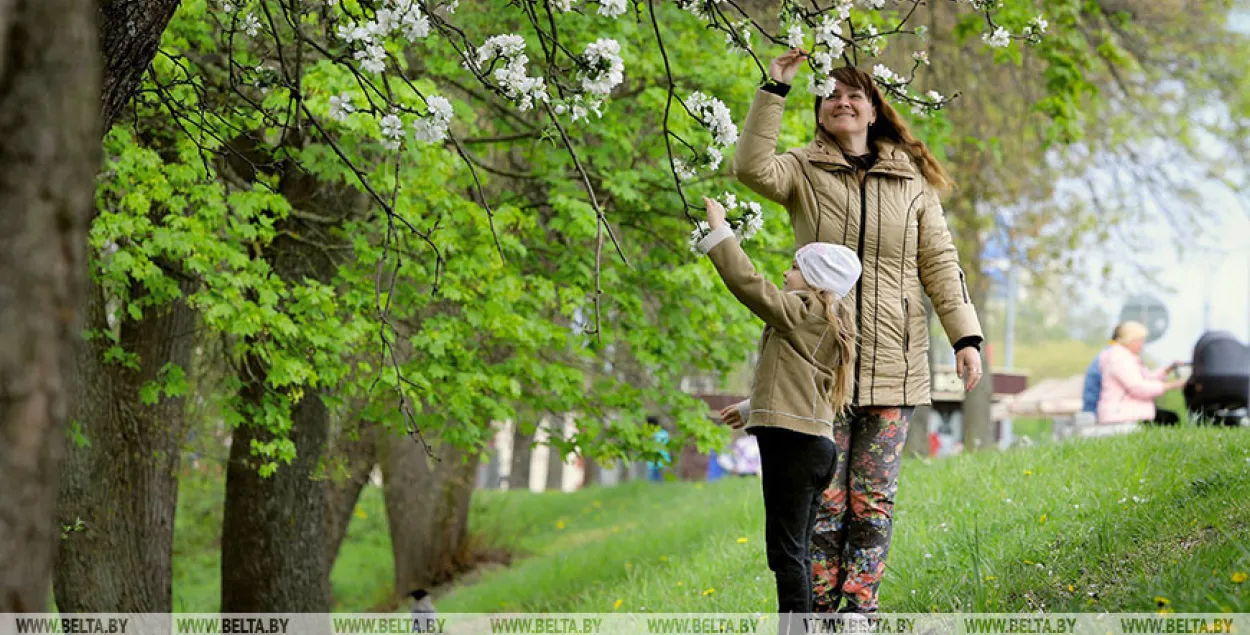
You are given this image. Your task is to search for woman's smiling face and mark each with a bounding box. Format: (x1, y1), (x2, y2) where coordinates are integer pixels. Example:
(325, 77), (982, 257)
(819, 84), (876, 141)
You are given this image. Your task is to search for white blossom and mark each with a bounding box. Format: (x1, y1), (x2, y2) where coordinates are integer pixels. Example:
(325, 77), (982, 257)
(912, 50), (929, 65)
(413, 95), (453, 143)
(598, 0), (627, 17)
(400, 8), (431, 41)
(443, 0), (460, 14)
(726, 19), (752, 53)
(861, 0), (885, 8)
(379, 112), (404, 149)
(328, 93), (355, 122)
(580, 38), (624, 97)
(356, 43), (387, 73)
(833, 0), (853, 19)
(688, 220), (711, 254)
(810, 50), (834, 75)
(786, 24), (805, 49)
(1024, 15), (1048, 39)
(706, 147), (723, 171)
(808, 74), (837, 98)
(815, 14), (843, 49)
(983, 26), (1010, 48)
(861, 24), (882, 55)
(475, 34), (527, 67)
(872, 63), (898, 84)
(552, 0), (575, 10)
(914, 25), (928, 39)
(737, 201), (764, 240)
(675, 0), (707, 18)
(926, 89), (944, 103)
(673, 159), (696, 182)
(337, 23), (372, 43)
(687, 91), (738, 147)
(223, 2), (234, 13)
(243, 13), (262, 37)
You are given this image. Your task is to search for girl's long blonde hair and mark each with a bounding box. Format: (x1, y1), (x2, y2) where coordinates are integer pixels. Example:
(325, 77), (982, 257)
(816, 290), (858, 418)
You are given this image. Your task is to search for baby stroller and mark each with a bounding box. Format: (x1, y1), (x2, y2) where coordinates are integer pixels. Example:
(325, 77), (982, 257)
(1182, 331), (1250, 427)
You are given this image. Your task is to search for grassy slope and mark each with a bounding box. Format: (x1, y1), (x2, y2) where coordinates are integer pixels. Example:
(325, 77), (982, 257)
(169, 423), (1250, 613)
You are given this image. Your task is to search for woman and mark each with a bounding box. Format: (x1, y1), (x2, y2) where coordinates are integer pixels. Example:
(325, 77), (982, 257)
(1097, 321), (1184, 426)
(733, 49), (985, 614)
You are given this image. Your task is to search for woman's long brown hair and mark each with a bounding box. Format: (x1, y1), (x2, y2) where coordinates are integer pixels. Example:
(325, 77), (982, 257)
(816, 65), (954, 194)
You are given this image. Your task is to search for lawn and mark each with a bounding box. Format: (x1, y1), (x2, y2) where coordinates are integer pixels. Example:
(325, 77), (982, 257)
(169, 422), (1250, 614)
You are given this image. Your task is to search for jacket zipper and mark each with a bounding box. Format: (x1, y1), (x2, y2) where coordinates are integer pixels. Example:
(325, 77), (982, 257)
(959, 270), (970, 303)
(903, 297), (910, 353)
(852, 174), (868, 404)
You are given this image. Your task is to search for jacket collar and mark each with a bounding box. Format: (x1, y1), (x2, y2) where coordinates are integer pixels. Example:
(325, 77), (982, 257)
(802, 135), (918, 180)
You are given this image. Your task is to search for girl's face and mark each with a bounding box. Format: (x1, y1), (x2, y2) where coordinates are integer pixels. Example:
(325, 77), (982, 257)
(819, 84), (876, 140)
(783, 260), (810, 292)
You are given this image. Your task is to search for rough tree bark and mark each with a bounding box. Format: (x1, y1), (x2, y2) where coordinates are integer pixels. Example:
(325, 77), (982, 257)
(0, 0), (100, 611)
(377, 429), (479, 596)
(545, 417), (565, 492)
(51, 0), (198, 613)
(53, 279), (196, 612)
(99, 0), (183, 130)
(220, 223), (337, 613)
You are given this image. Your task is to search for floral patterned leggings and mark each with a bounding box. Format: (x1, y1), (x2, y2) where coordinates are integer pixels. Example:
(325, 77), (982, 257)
(810, 406), (912, 613)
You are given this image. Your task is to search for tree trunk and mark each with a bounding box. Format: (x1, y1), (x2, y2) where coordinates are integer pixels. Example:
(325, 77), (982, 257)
(509, 424), (534, 491)
(220, 227), (338, 613)
(582, 456), (601, 487)
(0, 0), (100, 612)
(323, 418), (376, 574)
(99, 0), (182, 131)
(53, 279), (195, 612)
(903, 304), (937, 458)
(545, 417), (565, 492)
(378, 429), (479, 596)
(961, 270), (995, 452)
(221, 374), (331, 612)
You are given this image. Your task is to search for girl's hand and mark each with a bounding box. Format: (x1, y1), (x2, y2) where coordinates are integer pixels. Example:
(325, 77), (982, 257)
(956, 347), (983, 392)
(768, 48), (807, 84)
(719, 404), (745, 429)
(703, 196), (727, 229)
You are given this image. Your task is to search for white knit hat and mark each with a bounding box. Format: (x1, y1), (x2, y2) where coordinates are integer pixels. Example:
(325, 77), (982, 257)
(795, 242), (862, 297)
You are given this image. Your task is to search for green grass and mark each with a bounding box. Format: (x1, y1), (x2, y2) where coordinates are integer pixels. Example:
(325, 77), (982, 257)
(437, 426), (1250, 613)
(169, 424), (1250, 614)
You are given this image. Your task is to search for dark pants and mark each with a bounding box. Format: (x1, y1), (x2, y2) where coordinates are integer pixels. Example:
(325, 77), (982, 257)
(752, 426), (838, 617)
(1153, 408), (1179, 426)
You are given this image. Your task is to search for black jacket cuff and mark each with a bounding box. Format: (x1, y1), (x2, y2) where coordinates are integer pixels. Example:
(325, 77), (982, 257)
(761, 80), (791, 97)
(953, 336), (982, 353)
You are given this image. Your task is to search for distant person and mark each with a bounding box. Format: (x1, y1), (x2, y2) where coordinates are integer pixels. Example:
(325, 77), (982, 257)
(409, 589), (436, 633)
(698, 194), (861, 622)
(1082, 323), (1126, 413)
(1097, 321), (1185, 426)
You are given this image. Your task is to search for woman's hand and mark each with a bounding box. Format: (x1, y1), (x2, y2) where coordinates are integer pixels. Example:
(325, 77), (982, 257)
(719, 403), (746, 429)
(703, 196), (727, 229)
(1165, 378), (1188, 391)
(955, 347), (983, 392)
(768, 48), (807, 84)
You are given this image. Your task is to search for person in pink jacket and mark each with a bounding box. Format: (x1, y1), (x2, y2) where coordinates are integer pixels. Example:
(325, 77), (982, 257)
(1097, 321), (1185, 425)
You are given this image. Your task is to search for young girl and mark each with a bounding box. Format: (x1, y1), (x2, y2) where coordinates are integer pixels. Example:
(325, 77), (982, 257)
(695, 195), (860, 617)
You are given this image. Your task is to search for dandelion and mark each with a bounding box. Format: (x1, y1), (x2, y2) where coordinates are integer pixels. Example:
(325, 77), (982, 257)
(1233, 572), (1248, 584)
(702, 587), (716, 596)
(592, 500), (602, 508)
(1023, 560), (1034, 565)
(659, 555), (668, 562)
(984, 576), (997, 581)
(737, 537), (749, 544)
(353, 507), (367, 519)
(1039, 513), (1047, 524)
(1067, 584), (1075, 592)
(1023, 469), (1033, 476)
(556, 519), (566, 530)
(613, 599), (622, 610)
(1154, 596), (1170, 607)
(677, 581), (684, 586)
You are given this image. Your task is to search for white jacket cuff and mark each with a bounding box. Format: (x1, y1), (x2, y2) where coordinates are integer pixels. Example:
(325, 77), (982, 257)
(698, 225), (735, 255)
